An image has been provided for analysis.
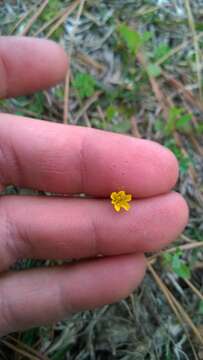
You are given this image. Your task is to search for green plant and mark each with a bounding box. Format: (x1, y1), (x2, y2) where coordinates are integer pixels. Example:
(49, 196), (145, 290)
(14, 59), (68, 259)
(72, 72), (97, 99)
(163, 249), (191, 279)
(40, 0), (61, 22)
(165, 107), (193, 134)
(118, 24), (142, 54)
(147, 63), (161, 77)
(153, 43), (171, 61)
(165, 139), (191, 174)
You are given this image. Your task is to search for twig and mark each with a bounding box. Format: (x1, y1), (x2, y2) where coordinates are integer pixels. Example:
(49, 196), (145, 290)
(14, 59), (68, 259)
(157, 32), (203, 66)
(0, 339), (39, 360)
(148, 241), (203, 263)
(131, 116), (142, 138)
(147, 262), (203, 345)
(33, 8), (66, 37)
(7, 335), (48, 360)
(46, 0), (80, 39)
(189, 135), (203, 157)
(163, 71), (203, 112)
(184, 0), (202, 99)
(9, 10), (32, 35)
(76, 51), (105, 72)
(63, 0), (86, 124)
(147, 262), (183, 320)
(20, 0), (49, 36)
(184, 278), (203, 302)
(136, 52), (169, 119)
(73, 91), (102, 124)
(169, 290), (203, 345)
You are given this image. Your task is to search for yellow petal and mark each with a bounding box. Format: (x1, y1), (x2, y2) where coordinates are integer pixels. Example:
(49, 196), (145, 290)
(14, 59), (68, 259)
(121, 202), (130, 211)
(118, 191), (125, 197)
(111, 192), (117, 200)
(114, 204), (121, 212)
(125, 194), (132, 202)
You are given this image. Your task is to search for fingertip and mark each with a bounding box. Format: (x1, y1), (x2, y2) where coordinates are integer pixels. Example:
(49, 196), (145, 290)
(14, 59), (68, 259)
(145, 140), (179, 195)
(40, 38), (68, 84)
(171, 191), (189, 230)
(0, 36), (69, 97)
(106, 254), (146, 302)
(121, 253), (146, 296)
(163, 146), (179, 190)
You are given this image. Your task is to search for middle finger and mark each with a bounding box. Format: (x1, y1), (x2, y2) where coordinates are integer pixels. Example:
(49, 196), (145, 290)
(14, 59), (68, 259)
(0, 192), (188, 271)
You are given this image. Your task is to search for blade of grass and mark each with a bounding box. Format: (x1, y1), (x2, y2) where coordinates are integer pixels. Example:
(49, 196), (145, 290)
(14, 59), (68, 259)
(184, 278), (203, 302)
(157, 32), (203, 66)
(7, 335), (49, 360)
(20, 0), (49, 36)
(148, 240), (203, 262)
(184, 0), (202, 99)
(163, 71), (203, 112)
(73, 91), (102, 124)
(63, 0), (86, 124)
(76, 51), (105, 73)
(33, 7), (67, 37)
(9, 9), (32, 35)
(0, 339), (39, 360)
(46, 0), (80, 39)
(168, 288), (203, 345)
(147, 262), (203, 355)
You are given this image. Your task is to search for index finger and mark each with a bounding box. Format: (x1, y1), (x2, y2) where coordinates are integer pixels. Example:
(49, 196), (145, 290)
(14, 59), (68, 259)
(0, 115), (178, 197)
(0, 37), (68, 98)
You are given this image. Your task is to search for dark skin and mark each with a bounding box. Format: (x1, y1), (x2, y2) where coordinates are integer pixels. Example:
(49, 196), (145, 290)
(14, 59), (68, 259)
(0, 37), (188, 335)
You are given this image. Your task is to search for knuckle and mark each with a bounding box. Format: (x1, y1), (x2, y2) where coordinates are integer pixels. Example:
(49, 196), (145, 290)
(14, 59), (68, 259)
(79, 133), (89, 193)
(0, 198), (22, 270)
(0, 142), (8, 187)
(0, 52), (9, 98)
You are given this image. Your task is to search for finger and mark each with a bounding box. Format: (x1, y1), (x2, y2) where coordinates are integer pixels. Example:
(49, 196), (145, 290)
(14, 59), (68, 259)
(0, 192), (188, 270)
(0, 36), (68, 98)
(0, 115), (178, 196)
(0, 254), (146, 335)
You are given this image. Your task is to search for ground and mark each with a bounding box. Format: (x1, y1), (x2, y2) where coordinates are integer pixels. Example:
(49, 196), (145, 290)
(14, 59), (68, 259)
(0, 0), (202, 359)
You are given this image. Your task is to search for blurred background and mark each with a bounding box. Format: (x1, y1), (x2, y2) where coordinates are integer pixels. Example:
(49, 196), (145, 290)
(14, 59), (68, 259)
(0, 1), (202, 359)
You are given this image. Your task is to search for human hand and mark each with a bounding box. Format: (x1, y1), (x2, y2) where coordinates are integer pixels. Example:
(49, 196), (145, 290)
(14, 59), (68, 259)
(0, 37), (188, 335)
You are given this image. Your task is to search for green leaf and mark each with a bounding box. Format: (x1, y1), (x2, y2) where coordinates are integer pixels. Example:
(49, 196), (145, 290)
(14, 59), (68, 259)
(73, 72), (97, 99)
(165, 139), (191, 175)
(40, 0), (61, 22)
(154, 43), (171, 61)
(165, 107), (182, 134)
(147, 63), (161, 77)
(176, 113), (192, 128)
(163, 249), (191, 279)
(172, 254), (191, 279)
(106, 105), (118, 121)
(165, 107), (192, 134)
(142, 31), (153, 43)
(163, 253), (173, 266)
(118, 24), (142, 54)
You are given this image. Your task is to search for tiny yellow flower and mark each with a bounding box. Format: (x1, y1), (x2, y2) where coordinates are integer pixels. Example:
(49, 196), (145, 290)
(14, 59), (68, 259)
(111, 191), (132, 212)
